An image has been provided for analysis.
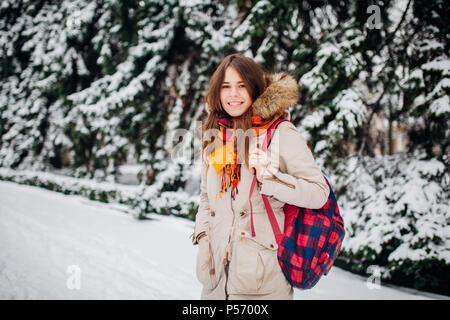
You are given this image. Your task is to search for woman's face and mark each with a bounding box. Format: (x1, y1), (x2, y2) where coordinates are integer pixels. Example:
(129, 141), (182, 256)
(220, 67), (252, 118)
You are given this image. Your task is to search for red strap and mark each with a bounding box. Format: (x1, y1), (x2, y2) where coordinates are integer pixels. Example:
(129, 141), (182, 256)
(261, 194), (282, 237)
(248, 118), (288, 238)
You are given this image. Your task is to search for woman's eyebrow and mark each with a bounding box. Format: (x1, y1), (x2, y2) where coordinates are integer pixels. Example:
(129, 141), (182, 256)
(222, 80), (245, 84)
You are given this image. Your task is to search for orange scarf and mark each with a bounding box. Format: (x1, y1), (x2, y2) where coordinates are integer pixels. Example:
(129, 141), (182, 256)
(210, 111), (284, 199)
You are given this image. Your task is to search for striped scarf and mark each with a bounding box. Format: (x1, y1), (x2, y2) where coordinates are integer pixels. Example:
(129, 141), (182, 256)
(209, 111), (284, 200)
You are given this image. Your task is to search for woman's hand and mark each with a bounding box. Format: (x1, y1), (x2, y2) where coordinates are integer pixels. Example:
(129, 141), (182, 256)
(198, 233), (207, 243)
(249, 148), (269, 182)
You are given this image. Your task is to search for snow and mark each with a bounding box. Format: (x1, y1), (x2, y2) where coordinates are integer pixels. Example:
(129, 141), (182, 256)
(430, 93), (449, 116)
(422, 58), (450, 75)
(0, 180), (447, 300)
(336, 155), (450, 267)
(0, 180), (198, 300)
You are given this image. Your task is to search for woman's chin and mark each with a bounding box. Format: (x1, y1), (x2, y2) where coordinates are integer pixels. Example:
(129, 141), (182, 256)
(224, 106), (251, 118)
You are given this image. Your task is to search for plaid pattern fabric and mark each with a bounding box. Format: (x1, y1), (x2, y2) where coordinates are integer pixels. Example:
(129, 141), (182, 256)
(258, 118), (345, 290)
(277, 178), (345, 289)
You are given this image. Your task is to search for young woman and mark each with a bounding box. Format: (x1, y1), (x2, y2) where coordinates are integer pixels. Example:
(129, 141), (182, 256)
(193, 53), (330, 300)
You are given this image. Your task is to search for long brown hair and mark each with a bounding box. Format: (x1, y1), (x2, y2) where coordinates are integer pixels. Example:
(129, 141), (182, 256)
(202, 53), (267, 167)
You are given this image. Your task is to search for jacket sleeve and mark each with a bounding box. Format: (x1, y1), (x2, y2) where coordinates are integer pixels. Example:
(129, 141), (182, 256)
(259, 121), (330, 209)
(192, 163), (211, 245)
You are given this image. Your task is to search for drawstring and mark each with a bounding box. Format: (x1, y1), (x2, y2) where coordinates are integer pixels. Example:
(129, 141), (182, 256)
(248, 140), (260, 237)
(249, 175), (257, 237)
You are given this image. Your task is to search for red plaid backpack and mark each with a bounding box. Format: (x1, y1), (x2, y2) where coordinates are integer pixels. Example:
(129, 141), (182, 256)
(249, 118), (345, 290)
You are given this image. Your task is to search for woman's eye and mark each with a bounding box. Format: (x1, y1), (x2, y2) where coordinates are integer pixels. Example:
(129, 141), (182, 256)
(221, 84), (245, 88)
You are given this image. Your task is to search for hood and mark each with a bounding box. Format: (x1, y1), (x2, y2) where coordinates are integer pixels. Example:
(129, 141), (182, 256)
(253, 72), (300, 119)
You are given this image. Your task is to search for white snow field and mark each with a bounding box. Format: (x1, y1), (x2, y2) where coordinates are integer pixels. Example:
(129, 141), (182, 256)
(0, 180), (447, 300)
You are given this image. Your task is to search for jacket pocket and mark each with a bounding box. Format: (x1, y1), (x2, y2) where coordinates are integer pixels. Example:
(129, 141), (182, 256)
(229, 234), (278, 295)
(196, 238), (219, 290)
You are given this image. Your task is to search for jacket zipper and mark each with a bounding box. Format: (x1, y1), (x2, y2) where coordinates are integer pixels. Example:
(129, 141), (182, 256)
(265, 177), (295, 189)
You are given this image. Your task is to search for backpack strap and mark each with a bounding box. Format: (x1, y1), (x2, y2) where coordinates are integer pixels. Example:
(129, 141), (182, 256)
(249, 118), (288, 237)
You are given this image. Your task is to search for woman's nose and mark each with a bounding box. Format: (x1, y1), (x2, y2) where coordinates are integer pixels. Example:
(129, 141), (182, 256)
(230, 86), (239, 97)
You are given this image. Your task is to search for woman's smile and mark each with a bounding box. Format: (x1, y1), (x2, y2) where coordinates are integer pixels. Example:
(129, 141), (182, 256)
(228, 101), (244, 106)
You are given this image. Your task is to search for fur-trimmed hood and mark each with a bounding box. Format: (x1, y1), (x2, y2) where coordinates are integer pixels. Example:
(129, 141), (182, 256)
(253, 72), (299, 119)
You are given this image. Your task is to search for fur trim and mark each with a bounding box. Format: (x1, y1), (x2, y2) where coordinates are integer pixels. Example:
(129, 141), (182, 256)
(253, 72), (300, 119)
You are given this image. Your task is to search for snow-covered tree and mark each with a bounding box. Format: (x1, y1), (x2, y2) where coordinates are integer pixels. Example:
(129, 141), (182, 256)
(0, 0), (238, 183)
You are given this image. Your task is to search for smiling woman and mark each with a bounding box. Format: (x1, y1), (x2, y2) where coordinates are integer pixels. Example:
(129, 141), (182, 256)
(193, 53), (331, 300)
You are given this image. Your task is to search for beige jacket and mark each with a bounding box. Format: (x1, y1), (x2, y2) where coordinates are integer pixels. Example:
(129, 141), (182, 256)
(193, 73), (330, 300)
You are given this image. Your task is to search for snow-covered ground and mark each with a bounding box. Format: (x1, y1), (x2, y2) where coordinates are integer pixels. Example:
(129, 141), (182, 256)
(0, 180), (447, 300)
